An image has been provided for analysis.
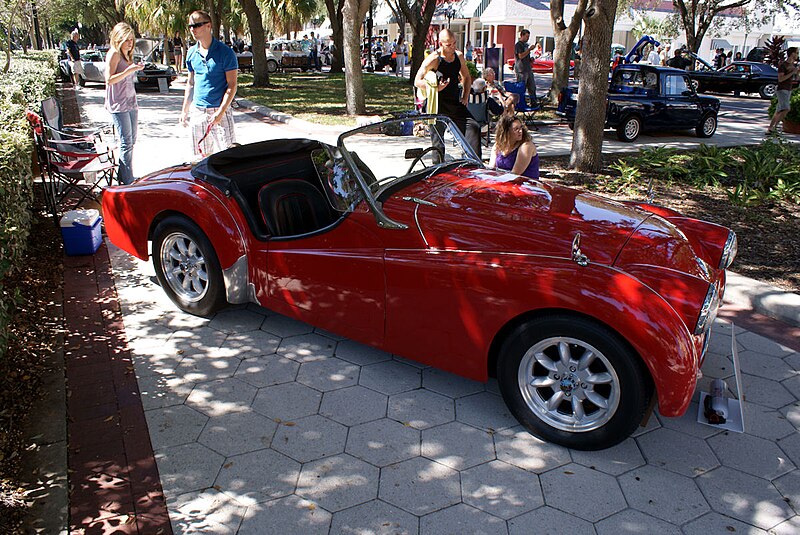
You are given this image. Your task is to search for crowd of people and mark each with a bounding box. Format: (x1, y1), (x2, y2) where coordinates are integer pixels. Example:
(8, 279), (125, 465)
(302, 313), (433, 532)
(64, 18), (796, 186)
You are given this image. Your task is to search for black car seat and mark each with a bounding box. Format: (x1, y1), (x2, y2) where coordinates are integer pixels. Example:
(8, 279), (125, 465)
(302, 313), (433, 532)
(258, 179), (336, 237)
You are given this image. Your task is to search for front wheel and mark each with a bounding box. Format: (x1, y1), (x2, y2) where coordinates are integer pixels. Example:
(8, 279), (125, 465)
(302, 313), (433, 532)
(497, 315), (651, 450)
(616, 115), (641, 142)
(152, 216), (226, 317)
(266, 59), (279, 73)
(759, 83), (777, 100)
(696, 113), (717, 138)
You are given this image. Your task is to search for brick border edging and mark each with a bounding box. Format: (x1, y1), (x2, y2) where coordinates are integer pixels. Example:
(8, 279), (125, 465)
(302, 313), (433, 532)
(64, 242), (172, 534)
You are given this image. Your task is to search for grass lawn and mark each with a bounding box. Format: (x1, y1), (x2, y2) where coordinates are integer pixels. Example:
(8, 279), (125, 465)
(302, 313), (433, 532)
(237, 72), (416, 126)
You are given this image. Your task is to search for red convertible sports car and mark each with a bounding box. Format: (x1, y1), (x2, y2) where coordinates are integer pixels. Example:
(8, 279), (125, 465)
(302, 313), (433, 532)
(506, 57), (575, 73)
(103, 116), (737, 450)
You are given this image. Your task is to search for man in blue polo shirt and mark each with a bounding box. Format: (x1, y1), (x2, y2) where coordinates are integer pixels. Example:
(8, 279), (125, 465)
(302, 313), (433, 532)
(180, 10), (239, 157)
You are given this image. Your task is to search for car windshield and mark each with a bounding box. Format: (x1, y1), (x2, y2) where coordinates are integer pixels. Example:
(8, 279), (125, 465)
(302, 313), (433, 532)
(337, 116), (483, 197)
(309, 146), (364, 212)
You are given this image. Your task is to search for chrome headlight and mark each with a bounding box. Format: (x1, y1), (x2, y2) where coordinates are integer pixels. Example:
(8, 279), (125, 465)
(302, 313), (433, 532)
(719, 231), (737, 269)
(694, 284), (720, 335)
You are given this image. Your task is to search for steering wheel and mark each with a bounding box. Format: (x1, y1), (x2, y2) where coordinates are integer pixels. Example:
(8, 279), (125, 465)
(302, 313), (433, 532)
(407, 146), (445, 174)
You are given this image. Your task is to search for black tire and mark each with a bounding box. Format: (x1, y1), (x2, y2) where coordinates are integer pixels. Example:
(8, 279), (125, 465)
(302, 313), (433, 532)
(696, 113), (717, 138)
(759, 83), (777, 100)
(616, 115), (641, 142)
(496, 315), (651, 450)
(152, 216), (226, 317)
(266, 59), (279, 73)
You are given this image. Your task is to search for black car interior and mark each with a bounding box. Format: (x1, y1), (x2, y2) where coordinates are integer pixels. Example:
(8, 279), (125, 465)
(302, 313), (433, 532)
(195, 139), (341, 240)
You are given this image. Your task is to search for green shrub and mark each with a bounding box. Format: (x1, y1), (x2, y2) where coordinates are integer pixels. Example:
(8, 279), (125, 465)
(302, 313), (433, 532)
(0, 50), (58, 358)
(767, 87), (800, 123)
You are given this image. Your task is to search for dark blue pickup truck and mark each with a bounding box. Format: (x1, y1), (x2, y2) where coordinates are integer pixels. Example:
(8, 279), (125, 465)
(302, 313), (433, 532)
(557, 64), (721, 142)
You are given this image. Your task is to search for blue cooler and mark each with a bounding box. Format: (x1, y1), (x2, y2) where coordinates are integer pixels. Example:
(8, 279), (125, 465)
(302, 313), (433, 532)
(60, 209), (102, 256)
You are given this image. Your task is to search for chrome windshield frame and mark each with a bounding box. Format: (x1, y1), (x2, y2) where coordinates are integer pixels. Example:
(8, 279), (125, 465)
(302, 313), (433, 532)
(336, 115), (481, 230)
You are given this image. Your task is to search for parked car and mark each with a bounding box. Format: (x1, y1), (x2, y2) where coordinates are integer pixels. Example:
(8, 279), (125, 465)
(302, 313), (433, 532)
(59, 38), (176, 89)
(558, 64), (720, 141)
(268, 39), (309, 71)
(506, 56), (574, 73)
(102, 116), (736, 451)
(685, 53), (790, 99)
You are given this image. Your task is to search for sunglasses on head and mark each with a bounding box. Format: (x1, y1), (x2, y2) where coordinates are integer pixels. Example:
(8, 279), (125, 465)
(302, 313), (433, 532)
(188, 21), (209, 29)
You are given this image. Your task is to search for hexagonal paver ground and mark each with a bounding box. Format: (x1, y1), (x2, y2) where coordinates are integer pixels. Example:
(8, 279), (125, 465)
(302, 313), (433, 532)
(197, 411), (277, 457)
(329, 499), (418, 535)
(296, 453), (379, 512)
(271, 414), (348, 463)
(345, 418), (421, 467)
(455, 391), (518, 431)
(696, 466), (794, 530)
(420, 503), (508, 535)
(359, 360), (422, 395)
(508, 506), (595, 535)
(461, 459), (543, 519)
(185, 377), (258, 417)
(708, 431), (796, 480)
(636, 427), (720, 477)
(595, 508), (681, 535)
(145, 404), (208, 450)
(421, 422), (495, 470)
(233, 354), (299, 388)
(251, 382), (321, 422)
(619, 465), (709, 524)
(277, 334), (336, 363)
(213, 448), (300, 505)
(570, 438), (645, 476)
(296, 358), (359, 392)
(541, 463), (627, 523)
(237, 495), (331, 535)
(168, 489), (247, 534)
(388, 390), (454, 430)
(494, 427), (570, 474)
(319, 385), (387, 426)
(379, 457), (460, 515)
(154, 443), (224, 497)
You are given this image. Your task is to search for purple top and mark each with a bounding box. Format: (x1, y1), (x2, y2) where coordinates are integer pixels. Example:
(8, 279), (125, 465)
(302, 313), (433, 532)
(105, 54), (138, 114)
(495, 145), (539, 179)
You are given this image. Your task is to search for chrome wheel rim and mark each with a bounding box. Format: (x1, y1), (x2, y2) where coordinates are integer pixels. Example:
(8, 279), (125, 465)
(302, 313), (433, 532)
(624, 119), (639, 140)
(763, 84), (777, 98)
(703, 116), (716, 136)
(160, 232), (209, 303)
(517, 337), (620, 432)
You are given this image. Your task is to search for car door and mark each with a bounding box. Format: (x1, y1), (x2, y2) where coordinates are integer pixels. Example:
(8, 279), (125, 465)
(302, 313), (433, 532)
(663, 74), (701, 127)
(719, 64), (748, 93)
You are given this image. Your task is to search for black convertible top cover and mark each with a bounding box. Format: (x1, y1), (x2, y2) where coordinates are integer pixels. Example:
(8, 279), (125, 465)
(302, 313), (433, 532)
(191, 138), (324, 193)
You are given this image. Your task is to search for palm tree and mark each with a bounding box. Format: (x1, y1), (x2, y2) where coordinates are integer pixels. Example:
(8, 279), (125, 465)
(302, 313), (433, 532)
(261, 0), (318, 39)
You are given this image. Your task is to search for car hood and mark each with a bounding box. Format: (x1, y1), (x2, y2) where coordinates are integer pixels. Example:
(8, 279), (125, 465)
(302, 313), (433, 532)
(387, 167), (651, 266)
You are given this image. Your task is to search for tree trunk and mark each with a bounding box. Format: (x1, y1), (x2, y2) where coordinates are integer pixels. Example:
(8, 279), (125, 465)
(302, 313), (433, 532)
(325, 0), (345, 73)
(549, 0), (587, 103)
(239, 0), (269, 86)
(569, 0), (618, 172)
(342, 0), (371, 114)
(399, 0), (437, 84)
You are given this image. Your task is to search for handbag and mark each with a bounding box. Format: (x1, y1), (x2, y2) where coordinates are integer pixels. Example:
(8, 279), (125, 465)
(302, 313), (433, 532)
(392, 51), (397, 59)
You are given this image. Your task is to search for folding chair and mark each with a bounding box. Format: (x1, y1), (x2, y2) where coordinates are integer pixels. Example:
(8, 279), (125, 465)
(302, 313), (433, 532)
(27, 109), (116, 221)
(503, 81), (541, 129)
(40, 97), (109, 142)
(467, 91), (492, 147)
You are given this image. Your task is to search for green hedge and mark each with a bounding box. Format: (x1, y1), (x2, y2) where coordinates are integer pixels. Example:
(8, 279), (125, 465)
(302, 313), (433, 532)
(768, 87), (800, 123)
(0, 51), (58, 360)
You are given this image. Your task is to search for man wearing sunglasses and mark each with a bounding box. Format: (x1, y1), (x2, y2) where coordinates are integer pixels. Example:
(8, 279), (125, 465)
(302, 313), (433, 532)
(180, 10), (239, 157)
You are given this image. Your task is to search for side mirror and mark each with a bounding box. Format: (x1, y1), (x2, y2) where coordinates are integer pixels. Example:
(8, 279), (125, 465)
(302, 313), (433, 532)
(405, 148), (424, 160)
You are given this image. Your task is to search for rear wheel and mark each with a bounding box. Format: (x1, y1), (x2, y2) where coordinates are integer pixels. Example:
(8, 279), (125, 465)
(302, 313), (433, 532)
(616, 115), (641, 142)
(266, 59), (279, 73)
(152, 216), (226, 317)
(497, 315), (651, 450)
(696, 113), (717, 138)
(759, 83), (777, 100)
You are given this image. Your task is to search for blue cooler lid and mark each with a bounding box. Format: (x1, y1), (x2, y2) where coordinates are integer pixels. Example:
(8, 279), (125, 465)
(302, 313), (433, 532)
(60, 209), (101, 228)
